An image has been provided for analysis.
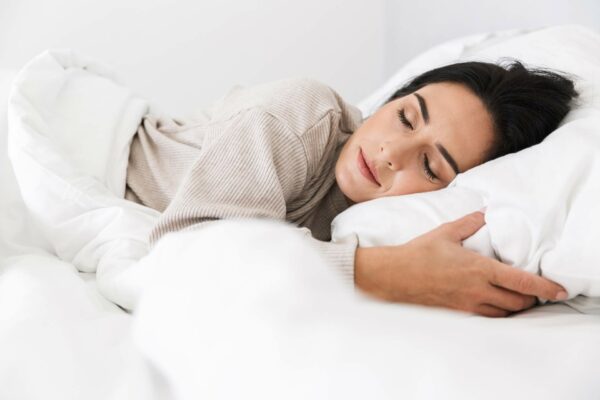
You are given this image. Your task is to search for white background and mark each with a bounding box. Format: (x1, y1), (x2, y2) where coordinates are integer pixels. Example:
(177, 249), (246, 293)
(1, 0), (599, 115)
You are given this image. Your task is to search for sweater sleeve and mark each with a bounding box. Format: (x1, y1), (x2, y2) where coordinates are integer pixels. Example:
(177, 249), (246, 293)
(148, 107), (307, 245)
(150, 104), (358, 288)
(301, 231), (358, 288)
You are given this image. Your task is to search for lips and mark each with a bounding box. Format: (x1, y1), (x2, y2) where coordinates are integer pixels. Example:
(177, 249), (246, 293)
(357, 148), (380, 186)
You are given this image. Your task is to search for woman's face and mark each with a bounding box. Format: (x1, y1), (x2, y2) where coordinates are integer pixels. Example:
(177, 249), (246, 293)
(336, 82), (495, 204)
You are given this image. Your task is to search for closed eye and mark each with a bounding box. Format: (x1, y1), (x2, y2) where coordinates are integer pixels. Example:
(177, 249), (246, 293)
(423, 154), (439, 182)
(397, 109), (414, 130)
(397, 108), (438, 182)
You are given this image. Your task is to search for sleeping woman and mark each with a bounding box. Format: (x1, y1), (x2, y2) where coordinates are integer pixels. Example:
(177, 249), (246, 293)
(124, 60), (578, 317)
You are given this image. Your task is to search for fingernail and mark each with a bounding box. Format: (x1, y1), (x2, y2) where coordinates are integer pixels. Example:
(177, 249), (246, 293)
(556, 291), (568, 301)
(479, 206), (487, 213)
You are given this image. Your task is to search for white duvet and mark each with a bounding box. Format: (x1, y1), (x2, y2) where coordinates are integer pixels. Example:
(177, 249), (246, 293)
(4, 26), (600, 400)
(8, 49), (160, 310)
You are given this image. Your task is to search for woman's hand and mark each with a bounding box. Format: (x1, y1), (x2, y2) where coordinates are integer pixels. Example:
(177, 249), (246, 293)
(354, 211), (568, 317)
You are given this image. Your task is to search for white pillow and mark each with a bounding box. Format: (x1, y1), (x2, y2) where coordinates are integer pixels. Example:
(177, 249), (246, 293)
(332, 25), (600, 311)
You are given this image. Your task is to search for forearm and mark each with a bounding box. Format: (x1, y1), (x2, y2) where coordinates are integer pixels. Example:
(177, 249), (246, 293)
(354, 246), (398, 302)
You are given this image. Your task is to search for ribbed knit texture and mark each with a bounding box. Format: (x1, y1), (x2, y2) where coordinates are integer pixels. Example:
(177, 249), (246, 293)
(125, 77), (363, 283)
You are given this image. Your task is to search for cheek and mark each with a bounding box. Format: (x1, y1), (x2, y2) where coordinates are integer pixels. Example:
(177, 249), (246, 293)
(382, 172), (431, 197)
(338, 139), (356, 172)
(381, 173), (409, 197)
(335, 145), (359, 190)
(352, 117), (386, 142)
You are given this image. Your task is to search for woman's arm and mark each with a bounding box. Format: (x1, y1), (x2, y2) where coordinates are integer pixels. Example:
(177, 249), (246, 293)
(354, 211), (567, 317)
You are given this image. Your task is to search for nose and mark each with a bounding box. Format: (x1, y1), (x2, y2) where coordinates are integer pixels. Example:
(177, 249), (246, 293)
(380, 141), (410, 171)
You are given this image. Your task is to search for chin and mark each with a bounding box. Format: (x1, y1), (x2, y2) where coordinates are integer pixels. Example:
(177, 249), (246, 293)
(339, 184), (365, 205)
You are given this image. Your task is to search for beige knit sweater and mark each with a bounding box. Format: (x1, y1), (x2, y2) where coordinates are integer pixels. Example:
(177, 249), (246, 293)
(125, 77), (363, 283)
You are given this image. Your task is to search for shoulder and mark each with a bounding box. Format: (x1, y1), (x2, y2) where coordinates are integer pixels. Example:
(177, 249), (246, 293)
(210, 77), (362, 136)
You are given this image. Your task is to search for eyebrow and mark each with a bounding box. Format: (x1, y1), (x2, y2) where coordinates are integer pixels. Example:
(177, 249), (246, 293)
(436, 142), (460, 176)
(414, 92), (460, 177)
(414, 93), (429, 124)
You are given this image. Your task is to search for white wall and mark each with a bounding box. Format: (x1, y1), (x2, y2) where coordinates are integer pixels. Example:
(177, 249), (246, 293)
(383, 0), (600, 77)
(1, 0), (599, 115)
(0, 0), (386, 115)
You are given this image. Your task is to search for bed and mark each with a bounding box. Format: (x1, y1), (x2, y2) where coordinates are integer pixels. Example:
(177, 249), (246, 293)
(1, 25), (600, 400)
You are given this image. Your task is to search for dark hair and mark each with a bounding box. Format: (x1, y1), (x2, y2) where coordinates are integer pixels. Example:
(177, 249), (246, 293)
(384, 60), (579, 161)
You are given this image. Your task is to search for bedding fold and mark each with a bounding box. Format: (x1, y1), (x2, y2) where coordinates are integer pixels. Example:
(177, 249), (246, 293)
(7, 49), (160, 310)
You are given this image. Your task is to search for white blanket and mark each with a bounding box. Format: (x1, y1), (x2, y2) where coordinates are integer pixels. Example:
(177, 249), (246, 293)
(132, 218), (600, 400)
(2, 225), (600, 400)
(8, 49), (160, 310)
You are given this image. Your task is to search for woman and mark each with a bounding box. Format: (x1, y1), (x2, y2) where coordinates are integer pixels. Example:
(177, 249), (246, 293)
(125, 60), (577, 317)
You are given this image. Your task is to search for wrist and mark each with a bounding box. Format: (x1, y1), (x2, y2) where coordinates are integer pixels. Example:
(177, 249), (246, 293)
(354, 246), (396, 301)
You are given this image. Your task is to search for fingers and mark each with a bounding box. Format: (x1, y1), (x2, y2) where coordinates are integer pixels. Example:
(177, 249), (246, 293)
(485, 285), (537, 312)
(490, 261), (567, 301)
(474, 287), (536, 318)
(475, 304), (510, 318)
(441, 211), (486, 243)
